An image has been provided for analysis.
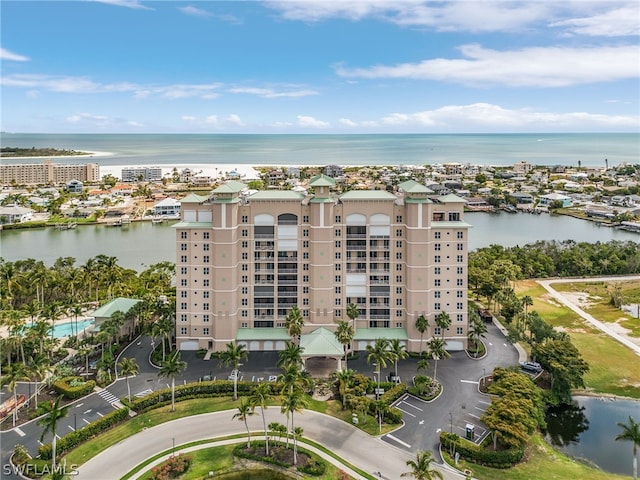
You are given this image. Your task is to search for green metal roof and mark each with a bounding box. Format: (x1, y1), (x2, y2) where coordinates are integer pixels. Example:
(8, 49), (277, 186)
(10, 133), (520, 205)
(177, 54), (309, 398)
(300, 327), (343, 357)
(438, 194), (467, 203)
(180, 193), (207, 204)
(399, 180), (433, 194)
(431, 221), (473, 228)
(171, 222), (213, 228)
(249, 191), (305, 201)
(353, 328), (408, 341)
(339, 190), (397, 201)
(309, 174), (336, 187)
(236, 328), (290, 341)
(212, 180), (247, 194)
(404, 198), (433, 204)
(91, 297), (141, 318)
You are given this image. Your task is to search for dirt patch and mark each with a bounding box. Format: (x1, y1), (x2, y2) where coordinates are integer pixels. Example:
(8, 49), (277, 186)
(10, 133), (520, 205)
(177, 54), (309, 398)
(560, 292), (597, 309)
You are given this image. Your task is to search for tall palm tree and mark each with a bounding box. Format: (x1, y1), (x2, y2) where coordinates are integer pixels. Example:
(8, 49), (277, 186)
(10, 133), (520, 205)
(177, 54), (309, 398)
(401, 451), (443, 480)
(616, 416), (640, 480)
(218, 342), (248, 400)
(249, 382), (272, 455)
(389, 339), (408, 380)
(334, 320), (354, 370)
(366, 338), (392, 396)
(2, 362), (30, 426)
(41, 302), (62, 341)
(78, 346), (92, 375)
(335, 368), (355, 410)
(29, 354), (52, 410)
(346, 302), (359, 334)
(37, 396), (70, 473)
(285, 306), (304, 343)
(118, 357), (140, 402)
(427, 337), (449, 383)
(28, 320), (52, 358)
(69, 303), (83, 339)
(158, 351), (187, 412)
(467, 318), (488, 358)
(233, 398), (257, 449)
(277, 341), (304, 370)
(281, 388), (309, 465)
(415, 314), (429, 354)
(416, 352), (430, 374)
(434, 311), (451, 340)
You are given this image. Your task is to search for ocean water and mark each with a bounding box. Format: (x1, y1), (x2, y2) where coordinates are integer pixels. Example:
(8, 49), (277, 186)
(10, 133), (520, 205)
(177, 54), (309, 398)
(1, 133), (638, 168)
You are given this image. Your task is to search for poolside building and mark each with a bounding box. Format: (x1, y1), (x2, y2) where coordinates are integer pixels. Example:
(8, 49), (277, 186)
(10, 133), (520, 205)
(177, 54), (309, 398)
(173, 175), (470, 357)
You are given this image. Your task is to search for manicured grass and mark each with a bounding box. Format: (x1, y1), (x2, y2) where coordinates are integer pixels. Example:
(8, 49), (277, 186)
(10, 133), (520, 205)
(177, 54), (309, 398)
(443, 433), (630, 480)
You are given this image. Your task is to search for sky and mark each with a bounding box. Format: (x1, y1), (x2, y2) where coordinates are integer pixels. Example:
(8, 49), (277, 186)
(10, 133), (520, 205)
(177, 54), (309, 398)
(1, 0), (639, 134)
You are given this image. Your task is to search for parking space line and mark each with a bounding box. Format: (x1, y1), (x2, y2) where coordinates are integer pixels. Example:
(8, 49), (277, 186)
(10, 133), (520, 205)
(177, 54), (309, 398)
(474, 406), (486, 412)
(398, 401), (423, 411)
(460, 380), (479, 384)
(83, 418), (91, 425)
(478, 400), (491, 405)
(467, 413), (481, 419)
(395, 406), (416, 418)
(386, 434), (411, 448)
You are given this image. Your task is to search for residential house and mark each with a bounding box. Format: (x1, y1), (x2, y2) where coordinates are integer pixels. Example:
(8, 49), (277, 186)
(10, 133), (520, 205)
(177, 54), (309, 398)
(0, 205), (34, 224)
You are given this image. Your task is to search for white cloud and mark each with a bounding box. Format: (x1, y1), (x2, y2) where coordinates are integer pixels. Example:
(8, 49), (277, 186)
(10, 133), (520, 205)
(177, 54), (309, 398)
(178, 5), (212, 17)
(227, 114), (244, 126)
(297, 115), (330, 128)
(66, 112), (110, 125)
(1, 48), (30, 62)
(339, 118), (358, 127)
(94, 0), (153, 10)
(336, 44), (639, 87)
(379, 102), (639, 130)
(549, 4), (639, 37)
(228, 86), (318, 98)
(180, 114), (245, 128)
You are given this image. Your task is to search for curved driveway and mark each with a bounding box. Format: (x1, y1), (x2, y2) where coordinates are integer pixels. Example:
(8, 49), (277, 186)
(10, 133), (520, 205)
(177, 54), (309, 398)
(76, 409), (463, 480)
(538, 276), (640, 356)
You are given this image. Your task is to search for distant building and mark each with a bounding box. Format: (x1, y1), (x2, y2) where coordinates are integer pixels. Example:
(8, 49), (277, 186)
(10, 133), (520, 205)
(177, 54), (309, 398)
(0, 205), (34, 224)
(153, 197), (181, 217)
(538, 193), (572, 208)
(121, 166), (162, 182)
(513, 161), (533, 174)
(324, 165), (343, 177)
(65, 179), (84, 193)
(0, 160), (99, 186)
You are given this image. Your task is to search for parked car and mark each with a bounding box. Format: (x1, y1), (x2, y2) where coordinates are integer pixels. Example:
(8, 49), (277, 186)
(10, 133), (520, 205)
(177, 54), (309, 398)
(520, 361), (542, 373)
(387, 372), (401, 384)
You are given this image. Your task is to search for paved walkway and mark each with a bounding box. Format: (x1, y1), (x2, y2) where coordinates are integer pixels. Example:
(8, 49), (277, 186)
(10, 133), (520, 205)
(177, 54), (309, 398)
(76, 409), (465, 480)
(538, 276), (640, 356)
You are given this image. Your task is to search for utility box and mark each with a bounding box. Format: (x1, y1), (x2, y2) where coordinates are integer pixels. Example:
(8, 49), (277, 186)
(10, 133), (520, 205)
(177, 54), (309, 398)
(465, 424), (475, 440)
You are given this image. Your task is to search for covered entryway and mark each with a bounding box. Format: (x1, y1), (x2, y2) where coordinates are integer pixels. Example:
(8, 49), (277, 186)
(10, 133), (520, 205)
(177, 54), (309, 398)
(300, 327), (344, 377)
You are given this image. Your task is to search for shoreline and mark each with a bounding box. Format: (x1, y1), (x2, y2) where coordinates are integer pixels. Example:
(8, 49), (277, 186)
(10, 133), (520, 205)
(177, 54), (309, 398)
(1, 150), (115, 160)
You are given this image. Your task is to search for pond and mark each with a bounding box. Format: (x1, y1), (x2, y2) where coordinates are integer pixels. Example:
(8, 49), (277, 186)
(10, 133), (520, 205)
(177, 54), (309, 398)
(544, 396), (640, 476)
(213, 469), (295, 480)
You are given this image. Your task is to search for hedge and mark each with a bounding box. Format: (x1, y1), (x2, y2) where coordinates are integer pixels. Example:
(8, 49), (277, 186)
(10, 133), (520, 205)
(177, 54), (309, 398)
(233, 441), (327, 476)
(439, 432), (524, 468)
(53, 376), (96, 400)
(38, 407), (130, 460)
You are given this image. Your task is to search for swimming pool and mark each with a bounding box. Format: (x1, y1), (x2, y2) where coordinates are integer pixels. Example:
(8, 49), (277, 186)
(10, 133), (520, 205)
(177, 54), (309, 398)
(27, 318), (95, 338)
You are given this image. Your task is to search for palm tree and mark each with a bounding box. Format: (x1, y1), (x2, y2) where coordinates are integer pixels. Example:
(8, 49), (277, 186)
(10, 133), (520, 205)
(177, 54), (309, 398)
(389, 339), (408, 380)
(37, 397), (70, 472)
(285, 306), (304, 343)
(218, 342), (248, 400)
(334, 320), (354, 370)
(69, 303), (83, 338)
(401, 451), (443, 480)
(277, 341), (304, 370)
(467, 318), (488, 358)
(78, 346), (92, 375)
(281, 388), (309, 465)
(416, 352), (430, 374)
(250, 382), (272, 455)
(158, 351), (187, 412)
(346, 302), (359, 334)
(233, 398), (257, 449)
(616, 416), (640, 480)
(366, 338), (392, 397)
(428, 337), (449, 383)
(41, 302), (62, 341)
(29, 354), (52, 410)
(2, 362), (30, 426)
(415, 314), (429, 353)
(118, 357), (140, 402)
(434, 311), (451, 340)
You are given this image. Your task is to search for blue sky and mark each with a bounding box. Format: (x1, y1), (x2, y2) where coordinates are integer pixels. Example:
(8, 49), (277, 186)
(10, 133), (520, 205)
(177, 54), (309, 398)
(1, 0), (639, 133)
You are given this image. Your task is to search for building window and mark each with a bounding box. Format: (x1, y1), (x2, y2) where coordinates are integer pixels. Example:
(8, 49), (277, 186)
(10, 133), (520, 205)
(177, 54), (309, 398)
(396, 264), (402, 271)
(396, 229), (403, 237)
(457, 314), (463, 322)
(449, 212), (460, 221)
(181, 291), (187, 298)
(180, 314), (187, 322)
(434, 255), (441, 263)
(457, 243), (463, 251)
(335, 229), (341, 236)
(335, 264), (341, 271)
(303, 264), (309, 271)
(242, 287), (248, 294)
(203, 232), (210, 240)
(303, 215), (309, 223)
(457, 267), (463, 275)
(457, 278), (463, 286)
(303, 310), (310, 317)
(242, 264), (248, 271)
(242, 275), (248, 283)
(457, 302), (464, 310)
(180, 302), (187, 309)
(242, 298), (248, 306)
(181, 279), (187, 286)
(180, 255), (187, 263)
(434, 267), (441, 275)
(396, 311), (403, 318)
(434, 232), (441, 239)
(396, 252), (402, 260)
(303, 229), (309, 237)
(303, 252), (309, 259)
(242, 241), (248, 248)
(203, 303), (210, 310)
(396, 287), (402, 294)
(181, 267), (187, 274)
(457, 255), (464, 263)
(434, 302), (441, 310)
(457, 231), (464, 239)
(203, 291), (210, 298)
(181, 243), (188, 251)
(180, 327), (188, 335)
(201, 327), (208, 335)
(434, 327), (441, 335)
(456, 291), (463, 298)
(203, 244), (210, 251)
(335, 286), (341, 294)
(396, 298), (402, 306)
(335, 215), (341, 223)
(204, 314), (210, 322)
(204, 255), (210, 263)
(242, 311), (248, 318)
(303, 240), (309, 248)
(242, 252), (248, 260)
(455, 327), (463, 335)
(434, 291), (441, 298)
(336, 309), (341, 317)
(396, 321), (403, 326)
(396, 240), (402, 248)
(241, 321), (248, 327)
(181, 232), (187, 239)
(396, 215), (403, 223)
(303, 275), (309, 282)
(335, 275), (341, 283)
(396, 275), (402, 282)
(242, 229), (248, 237)
(242, 215), (248, 223)
(303, 298), (309, 305)
(335, 298), (341, 306)
(203, 267), (210, 275)
(335, 252), (341, 260)
(335, 240), (341, 248)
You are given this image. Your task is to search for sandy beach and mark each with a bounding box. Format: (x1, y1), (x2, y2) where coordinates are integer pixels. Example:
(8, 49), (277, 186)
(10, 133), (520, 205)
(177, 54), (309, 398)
(98, 163), (262, 181)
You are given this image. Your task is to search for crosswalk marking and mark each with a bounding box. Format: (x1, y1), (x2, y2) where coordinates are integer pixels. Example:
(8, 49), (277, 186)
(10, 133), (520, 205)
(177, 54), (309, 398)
(98, 389), (120, 404)
(15, 427), (25, 437)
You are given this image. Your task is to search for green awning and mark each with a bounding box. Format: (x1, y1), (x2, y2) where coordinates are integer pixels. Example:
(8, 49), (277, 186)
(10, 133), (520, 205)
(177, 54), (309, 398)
(236, 328), (290, 341)
(353, 328), (408, 341)
(300, 327), (343, 357)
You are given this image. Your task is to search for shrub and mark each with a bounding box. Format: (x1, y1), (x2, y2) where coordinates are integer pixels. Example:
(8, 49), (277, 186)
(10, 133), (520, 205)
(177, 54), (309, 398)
(52, 376), (96, 399)
(150, 454), (192, 480)
(440, 432), (524, 468)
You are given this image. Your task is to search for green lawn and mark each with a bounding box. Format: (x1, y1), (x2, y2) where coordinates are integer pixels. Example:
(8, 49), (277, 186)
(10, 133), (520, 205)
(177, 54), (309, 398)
(443, 433), (630, 480)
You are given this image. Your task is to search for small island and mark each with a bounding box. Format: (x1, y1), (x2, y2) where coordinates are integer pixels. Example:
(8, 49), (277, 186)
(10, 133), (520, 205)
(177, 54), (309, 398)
(0, 147), (90, 157)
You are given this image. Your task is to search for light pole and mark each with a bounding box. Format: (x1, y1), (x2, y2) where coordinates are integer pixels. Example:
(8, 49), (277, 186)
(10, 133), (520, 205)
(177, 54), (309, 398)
(74, 413), (77, 431)
(449, 412), (453, 434)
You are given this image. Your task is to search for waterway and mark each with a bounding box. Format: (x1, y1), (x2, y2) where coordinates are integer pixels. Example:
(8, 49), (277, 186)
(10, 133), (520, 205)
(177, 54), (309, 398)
(0, 212), (637, 271)
(545, 396), (640, 477)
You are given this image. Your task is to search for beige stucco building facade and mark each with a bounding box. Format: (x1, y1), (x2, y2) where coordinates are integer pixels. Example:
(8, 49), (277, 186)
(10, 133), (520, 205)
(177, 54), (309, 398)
(174, 175), (470, 355)
(0, 160), (100, 186)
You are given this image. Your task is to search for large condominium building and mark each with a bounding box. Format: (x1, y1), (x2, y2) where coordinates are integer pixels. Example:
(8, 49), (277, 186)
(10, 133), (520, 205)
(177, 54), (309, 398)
(121, 166), (163, 182)
(174, 174), (470, 359)
(0, 160), (99, 186)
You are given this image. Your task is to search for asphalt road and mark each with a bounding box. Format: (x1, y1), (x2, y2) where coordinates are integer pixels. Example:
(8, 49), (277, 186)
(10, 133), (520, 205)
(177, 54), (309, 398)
(1, 321), (521, 478)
